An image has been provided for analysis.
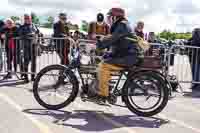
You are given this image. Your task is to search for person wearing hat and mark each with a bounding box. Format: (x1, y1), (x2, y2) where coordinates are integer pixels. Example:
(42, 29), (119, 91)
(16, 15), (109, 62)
(89, 8), (138, 104)
(88, 13), (110, 40)
(134, 21), (145, 39)
(0, 20), (5, 72)
(18, 14), (40, 82)
(188, 28), (200, 89)
(53, 13), (70, 65)
(0, 18), (20, 79)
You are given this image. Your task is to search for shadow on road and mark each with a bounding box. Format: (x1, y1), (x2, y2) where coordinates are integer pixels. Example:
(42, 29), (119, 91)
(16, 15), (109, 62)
(23, 109), (169, 132)
(183, 90), (200, 98)
(0, 80), (27, 87)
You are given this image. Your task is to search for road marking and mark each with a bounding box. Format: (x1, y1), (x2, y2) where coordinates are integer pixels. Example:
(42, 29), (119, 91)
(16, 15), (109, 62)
(169, 100), (200, 114)
(39, 92), (200, 133)
(159, 114), (200, 133)
(0, 93), (53, 133)
(56, 93), (138, 133)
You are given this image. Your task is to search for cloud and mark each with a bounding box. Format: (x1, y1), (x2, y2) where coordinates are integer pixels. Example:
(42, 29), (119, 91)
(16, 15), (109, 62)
(2, 0), (200, 32)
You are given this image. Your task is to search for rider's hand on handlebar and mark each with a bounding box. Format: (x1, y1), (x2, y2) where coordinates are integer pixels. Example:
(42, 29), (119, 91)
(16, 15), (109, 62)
(98, 34), (112, 41)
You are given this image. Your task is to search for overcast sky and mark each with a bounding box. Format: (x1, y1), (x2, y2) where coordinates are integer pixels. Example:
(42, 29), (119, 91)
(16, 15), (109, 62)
(1, 0), (200, 32)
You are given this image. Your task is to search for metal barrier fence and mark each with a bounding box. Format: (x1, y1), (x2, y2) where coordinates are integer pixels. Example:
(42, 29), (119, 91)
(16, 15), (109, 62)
(167, 45), (200, 88)
(0, 37), (169, 80)
(0, 37), (73, 80)
(1, 36), (199, 91)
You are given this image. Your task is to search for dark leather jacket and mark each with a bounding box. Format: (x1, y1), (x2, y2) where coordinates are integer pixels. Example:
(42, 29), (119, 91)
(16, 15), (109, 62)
(53, 21), (69, 37)
(97, 18), (138, 66)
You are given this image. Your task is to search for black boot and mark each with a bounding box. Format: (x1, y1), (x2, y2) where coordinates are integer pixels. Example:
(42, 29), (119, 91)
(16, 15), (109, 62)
(96, 96), (107, 105)
(87, 95), (108, 105)
(24, 74), (29, 83)
(31, 74), (35, 81)
(3, 73), (12, 80)
(21, 74), (26, 80)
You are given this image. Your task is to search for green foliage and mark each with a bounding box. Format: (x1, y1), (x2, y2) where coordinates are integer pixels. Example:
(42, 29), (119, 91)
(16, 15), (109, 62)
(31, 12), (40, 24)
(81, 20), (89, 32)
(68, 22), (79, 30)
(10, 16), (20, 22)
(43, 16), (54, 28)
(158, 30), (192, 40)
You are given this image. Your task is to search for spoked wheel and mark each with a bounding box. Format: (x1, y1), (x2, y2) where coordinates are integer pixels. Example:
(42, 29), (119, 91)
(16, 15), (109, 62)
(33, 65), (79, 110)
(122, 71), (169, 117)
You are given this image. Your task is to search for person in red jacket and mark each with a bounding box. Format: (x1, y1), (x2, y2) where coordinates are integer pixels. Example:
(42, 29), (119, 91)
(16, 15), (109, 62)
(88, 13), (110, 40)
(0, 18), (19, 79)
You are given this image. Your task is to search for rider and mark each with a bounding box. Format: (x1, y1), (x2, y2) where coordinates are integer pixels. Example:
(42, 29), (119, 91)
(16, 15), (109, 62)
(88, 13), (110, 40)
(93, 8), (138, 104)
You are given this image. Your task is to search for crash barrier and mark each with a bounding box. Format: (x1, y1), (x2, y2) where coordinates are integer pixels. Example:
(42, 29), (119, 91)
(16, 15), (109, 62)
(167, 45), (200, 90)
(0, 36), (196, 91)
(0, 37), (75, 80)
(0, 37), (169, 80)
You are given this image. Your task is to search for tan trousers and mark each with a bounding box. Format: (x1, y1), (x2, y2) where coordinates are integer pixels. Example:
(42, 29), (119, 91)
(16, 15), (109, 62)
(98, 62), (123, 97)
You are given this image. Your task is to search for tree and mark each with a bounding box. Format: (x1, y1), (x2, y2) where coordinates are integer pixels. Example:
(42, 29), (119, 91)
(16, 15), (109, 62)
(42, 16), (54, 28)
(81, 20), (89, 32)
(158, 30), (192, 41)
(31, 12), (40, 24)
(74, 24), (79, 30)
(11, 16), (20, 22)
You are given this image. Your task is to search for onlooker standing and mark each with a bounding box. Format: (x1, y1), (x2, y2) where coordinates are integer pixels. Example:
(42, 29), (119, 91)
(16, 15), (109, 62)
(188, 28), (200, 89)
(19, 14), (39, 82)
(134, 21), (144, 39)
(73, 30), (80, 42)
(148, 32), (156, 43)
(0, 19), (19, 79)
(88, 13), (110, 40)
(0, 20), (5, 72)
(53, 13), (70, 65)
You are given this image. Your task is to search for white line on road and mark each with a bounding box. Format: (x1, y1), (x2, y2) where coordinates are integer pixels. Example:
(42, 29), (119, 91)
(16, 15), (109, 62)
(36, 92), (200, 133)
(56, 94), (138, 133)
(159, 114), (200, 133)
(0, 93), (53, 133)
(169, 100), (200, 114)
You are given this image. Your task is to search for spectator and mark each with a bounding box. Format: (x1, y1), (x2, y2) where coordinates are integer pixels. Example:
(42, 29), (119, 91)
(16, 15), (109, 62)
(18, 14), (40, 82)
(0, 20), (5, 44)
(88, 13), (110, 40)
(0, 18), (20, 79)
(188, 28), (200, 89)
(134, 21), (144, 39)
(53, 13), (70, 65)
(69, 32), (73, 38)
(148, 32), (156, 43)
(0, 20), (5, 71)
(73, 30), (80, 41)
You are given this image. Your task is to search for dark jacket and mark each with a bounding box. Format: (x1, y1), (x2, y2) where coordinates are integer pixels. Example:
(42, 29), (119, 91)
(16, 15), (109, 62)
(18, 23), (39, 37)
(18, 24), (39, 61)
(135, 28), (144, 39)
(0, 26), (19, 49)
(97, 18), (138, 66)
(0, 27), (19, 38)
(53, 21), (69, 37)
(188, 29), (200, 47)
(0, 21), (5, 44)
